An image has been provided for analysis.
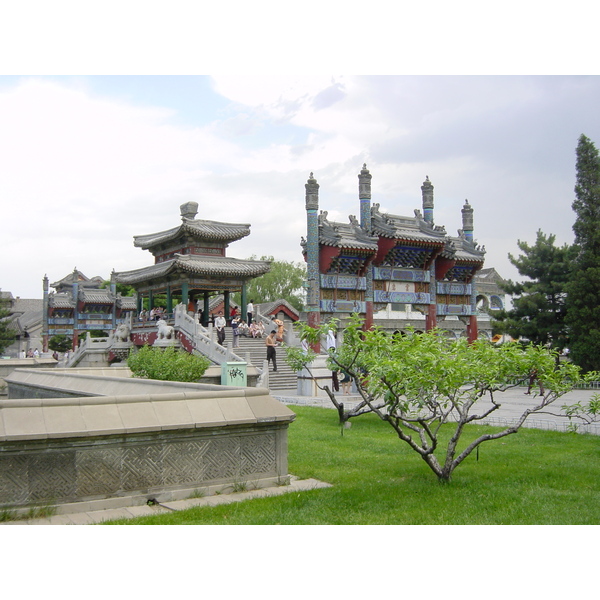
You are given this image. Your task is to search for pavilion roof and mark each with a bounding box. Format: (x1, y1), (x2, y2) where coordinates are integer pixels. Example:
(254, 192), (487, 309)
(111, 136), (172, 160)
(114, 255), (271, 285)
(370, 203), (448, 245)
(79, 288), (114, 304)
(50, 270), (104, 290)
(48, 293), (75, 309)
(310, 211), (379, 251)
(448, 234), (486, 264)
(133, 218), (251, 250)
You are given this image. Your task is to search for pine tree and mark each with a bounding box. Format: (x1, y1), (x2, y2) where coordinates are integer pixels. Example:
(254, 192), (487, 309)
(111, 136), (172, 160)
(493, 230), (573, 351)
(565, 134), (600, 371)
(0, 294), (16, 355)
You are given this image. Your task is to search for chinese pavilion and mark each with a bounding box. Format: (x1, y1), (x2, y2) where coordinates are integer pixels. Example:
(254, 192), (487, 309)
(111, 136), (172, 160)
(113, 202), (271, 324)
(302, 165), (486, 350)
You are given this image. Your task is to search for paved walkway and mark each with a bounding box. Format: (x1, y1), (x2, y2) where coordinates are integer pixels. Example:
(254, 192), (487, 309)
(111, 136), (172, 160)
(273, 385), (600, 435)
(0, 476), (332, 525)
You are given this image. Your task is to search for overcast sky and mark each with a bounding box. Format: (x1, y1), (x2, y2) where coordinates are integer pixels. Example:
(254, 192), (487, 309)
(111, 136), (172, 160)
(1, 74), (599, 299)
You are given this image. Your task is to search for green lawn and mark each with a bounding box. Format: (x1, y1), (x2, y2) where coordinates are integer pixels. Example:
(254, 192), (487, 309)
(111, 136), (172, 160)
(105, 405), (600, 525)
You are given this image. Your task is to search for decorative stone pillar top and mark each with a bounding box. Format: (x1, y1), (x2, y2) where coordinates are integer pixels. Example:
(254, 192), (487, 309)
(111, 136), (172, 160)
(421, 176), (434, 224)
(305, 172), (320, 210)
(421, 176), (434, 210)
(462, 199), (474, 231)
(358, 163), (372, 199)
(180, 201), (199, 220)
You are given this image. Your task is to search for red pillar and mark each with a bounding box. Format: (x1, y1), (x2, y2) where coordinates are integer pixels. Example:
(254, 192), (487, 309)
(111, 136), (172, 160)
(467, 314), (478, 343)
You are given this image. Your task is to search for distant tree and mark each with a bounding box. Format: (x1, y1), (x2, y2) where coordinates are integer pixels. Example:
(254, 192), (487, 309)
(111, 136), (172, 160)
(566, 134), (600, 371)
(234, 256), (306, 311)
(101, 280), (135, 297)
(493, 230), (573, 353)
(48, 334), (72, 353)
(0, 295), (16, 355)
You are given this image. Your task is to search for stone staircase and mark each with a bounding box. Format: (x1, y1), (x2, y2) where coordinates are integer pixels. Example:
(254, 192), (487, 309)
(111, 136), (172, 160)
(235, 335), (297, 392)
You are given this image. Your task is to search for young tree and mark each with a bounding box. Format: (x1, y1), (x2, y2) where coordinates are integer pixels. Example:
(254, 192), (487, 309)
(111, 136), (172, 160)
(565, 134), (600, 372)
(234, 256), (306, 311)
(493, 230), (573, 352)
(287, 316), (593, 483)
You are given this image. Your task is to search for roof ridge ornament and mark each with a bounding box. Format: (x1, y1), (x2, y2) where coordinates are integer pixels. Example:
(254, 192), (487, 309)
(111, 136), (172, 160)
(180, 201), (199, 220)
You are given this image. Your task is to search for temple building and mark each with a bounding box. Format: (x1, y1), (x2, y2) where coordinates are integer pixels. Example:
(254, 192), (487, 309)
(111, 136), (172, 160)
(42, 270), (136, 350)
(113, 202), (271, 324)
(302, 165), (486, 349)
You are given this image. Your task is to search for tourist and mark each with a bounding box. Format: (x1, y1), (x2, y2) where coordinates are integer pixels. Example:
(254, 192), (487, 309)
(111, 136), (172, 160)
(265, 329), (278, 371)
(256, 321), (265, 338)
(231, 316), (241, 348)
(187, 298), (195, 317)
(341, 370), (352, 395)
(215, 311), (226, 346)
(33, 348), (40, 357)
(238, 319), (249, 337)
(247, 300), (254, 325)
(270, 315), (285, 343)
(327, 329), (337, 351)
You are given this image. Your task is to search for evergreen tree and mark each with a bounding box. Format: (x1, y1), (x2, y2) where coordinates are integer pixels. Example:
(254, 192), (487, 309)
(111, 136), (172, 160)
(565, 134), (600, 371)
(0, 295), (16, 355)
(493, 230), (573, 351)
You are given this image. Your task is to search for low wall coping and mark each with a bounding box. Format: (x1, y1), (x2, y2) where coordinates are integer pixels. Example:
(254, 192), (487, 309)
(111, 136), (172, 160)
(1, 368), (295, 442)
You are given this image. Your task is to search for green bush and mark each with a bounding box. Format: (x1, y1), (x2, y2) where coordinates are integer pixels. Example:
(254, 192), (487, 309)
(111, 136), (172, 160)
(127, 345), (210, 382)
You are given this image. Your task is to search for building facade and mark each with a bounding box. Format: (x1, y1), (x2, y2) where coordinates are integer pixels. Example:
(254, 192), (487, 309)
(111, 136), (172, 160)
(42, 270), (136, 351)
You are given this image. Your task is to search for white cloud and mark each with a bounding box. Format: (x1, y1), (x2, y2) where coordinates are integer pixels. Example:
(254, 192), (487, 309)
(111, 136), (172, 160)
(2, 75), (600, 301)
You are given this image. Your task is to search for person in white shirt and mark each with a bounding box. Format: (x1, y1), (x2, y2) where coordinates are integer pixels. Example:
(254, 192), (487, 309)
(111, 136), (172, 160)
(247, 300), (254, 325)
(215, 311), (226, 346)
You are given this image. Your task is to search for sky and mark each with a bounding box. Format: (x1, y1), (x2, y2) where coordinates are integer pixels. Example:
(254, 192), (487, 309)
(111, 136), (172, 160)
(2, 74), (599, 299)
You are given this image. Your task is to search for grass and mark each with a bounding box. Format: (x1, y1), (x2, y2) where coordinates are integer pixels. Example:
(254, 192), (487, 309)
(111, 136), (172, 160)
(104, 406), (600, 525)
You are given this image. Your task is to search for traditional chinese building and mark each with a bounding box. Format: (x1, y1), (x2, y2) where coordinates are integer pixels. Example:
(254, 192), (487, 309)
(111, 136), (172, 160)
(302, 165), (486, 350)
(113, 202), (271, 325)
(42, 269), (136, 350)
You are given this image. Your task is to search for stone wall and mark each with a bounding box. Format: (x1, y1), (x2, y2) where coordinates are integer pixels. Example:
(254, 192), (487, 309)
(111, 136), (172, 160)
(0, 369), (295, 511)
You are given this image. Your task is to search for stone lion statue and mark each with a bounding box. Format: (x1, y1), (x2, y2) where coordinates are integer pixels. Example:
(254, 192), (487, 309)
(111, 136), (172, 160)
(114, 323), (130, 342)
(156, 319), (175, 340)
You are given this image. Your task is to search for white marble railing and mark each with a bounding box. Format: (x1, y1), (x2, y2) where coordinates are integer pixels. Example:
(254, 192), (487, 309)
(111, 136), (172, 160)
(65, 332), (113, 367)
(173, 304), (245, 365)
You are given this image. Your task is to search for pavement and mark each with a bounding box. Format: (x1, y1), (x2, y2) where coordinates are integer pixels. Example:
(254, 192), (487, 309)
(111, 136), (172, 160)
(0, 476), (332, 525)
(3, 383), (598, 525)
(273, 385), (600, 435)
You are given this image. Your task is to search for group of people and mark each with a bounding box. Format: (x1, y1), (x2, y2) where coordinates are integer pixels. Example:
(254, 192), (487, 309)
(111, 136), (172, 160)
(19, 348), (40, 358)
(138, 307), (167, 322)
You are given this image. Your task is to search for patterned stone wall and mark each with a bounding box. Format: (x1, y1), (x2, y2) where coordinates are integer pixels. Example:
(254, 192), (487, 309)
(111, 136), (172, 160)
(0, 423), (288, 508)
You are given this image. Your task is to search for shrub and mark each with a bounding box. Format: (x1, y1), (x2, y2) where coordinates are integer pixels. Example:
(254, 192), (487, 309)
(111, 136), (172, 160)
(127, 345), (210, 382)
